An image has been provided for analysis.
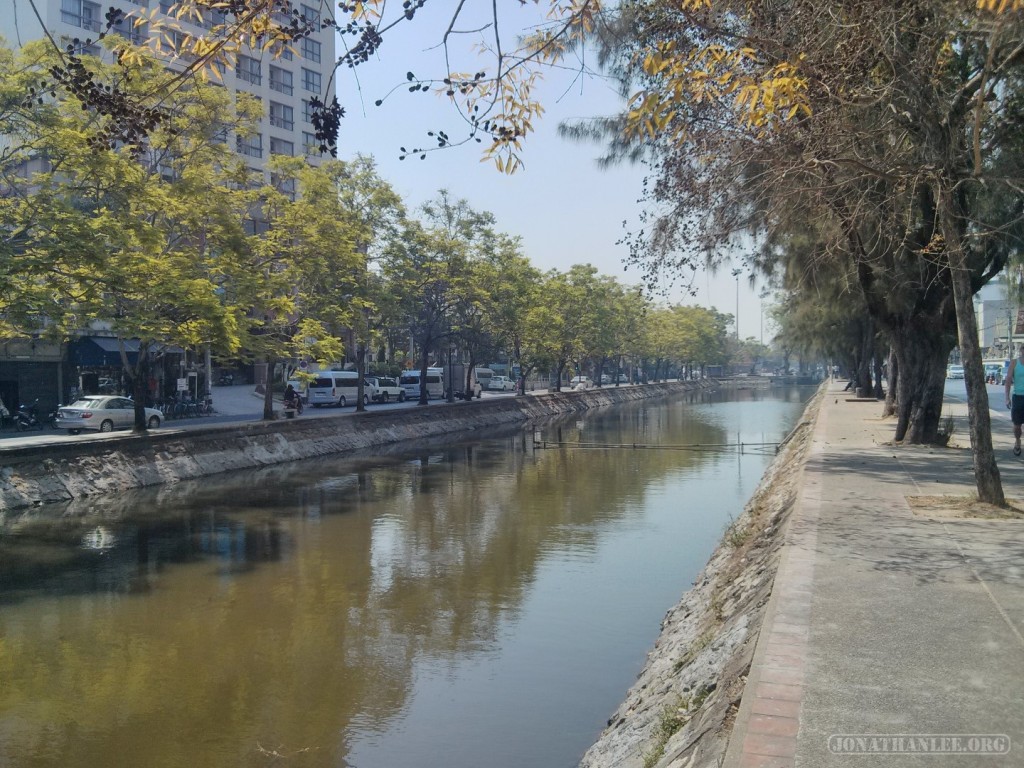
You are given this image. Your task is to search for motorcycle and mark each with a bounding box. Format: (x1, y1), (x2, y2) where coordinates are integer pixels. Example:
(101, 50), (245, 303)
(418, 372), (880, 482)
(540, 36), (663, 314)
(217, 373), (234, 386)
(283, 392), (303, 418)
(15, 400), (44, 431)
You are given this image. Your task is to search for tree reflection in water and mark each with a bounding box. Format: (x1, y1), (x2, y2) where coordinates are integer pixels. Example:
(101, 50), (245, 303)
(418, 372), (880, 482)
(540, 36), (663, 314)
(0, 387), (811, 768)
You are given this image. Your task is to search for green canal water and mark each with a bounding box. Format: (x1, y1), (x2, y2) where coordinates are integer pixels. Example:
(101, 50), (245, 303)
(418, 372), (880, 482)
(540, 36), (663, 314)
(0, 386), (812, 768)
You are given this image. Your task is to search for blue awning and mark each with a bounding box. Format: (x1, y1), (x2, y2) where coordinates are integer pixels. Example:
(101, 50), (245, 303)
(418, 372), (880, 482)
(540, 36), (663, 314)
(69, 338), (184, 367)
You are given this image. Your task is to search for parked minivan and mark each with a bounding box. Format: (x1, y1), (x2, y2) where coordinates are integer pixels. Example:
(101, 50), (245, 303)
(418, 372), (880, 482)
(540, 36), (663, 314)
(473, 368), (495, 391)
(308, 370), (362, 407)
(399, 368), (445, 400)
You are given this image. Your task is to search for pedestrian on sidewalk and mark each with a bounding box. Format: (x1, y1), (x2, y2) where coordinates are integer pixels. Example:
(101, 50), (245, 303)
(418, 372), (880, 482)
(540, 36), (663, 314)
(1004, 346), (1024, 455)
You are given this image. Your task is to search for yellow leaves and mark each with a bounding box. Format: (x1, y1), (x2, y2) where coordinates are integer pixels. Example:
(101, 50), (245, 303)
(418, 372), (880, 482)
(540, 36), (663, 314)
(345, 2), (384, 22)
(626, 37), (810, 145)
(116, 46), (148, 69)
(976, 0), (1024, 11)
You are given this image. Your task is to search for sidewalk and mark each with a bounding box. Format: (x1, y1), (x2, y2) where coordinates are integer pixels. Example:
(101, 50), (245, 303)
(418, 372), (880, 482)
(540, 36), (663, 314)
(724, 380), (1024, 767)
(205, 382), (268, 417)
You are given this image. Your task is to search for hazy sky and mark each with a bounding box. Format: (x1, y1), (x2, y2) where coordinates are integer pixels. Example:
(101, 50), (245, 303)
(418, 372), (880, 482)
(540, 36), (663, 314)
(330, 7), (771, 342)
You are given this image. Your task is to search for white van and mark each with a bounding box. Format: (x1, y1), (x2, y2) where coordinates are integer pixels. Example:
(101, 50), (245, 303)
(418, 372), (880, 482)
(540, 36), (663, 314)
(399, 368), (445, 400)
(473, 368), (495, 392)
(307, 370), (363, 407)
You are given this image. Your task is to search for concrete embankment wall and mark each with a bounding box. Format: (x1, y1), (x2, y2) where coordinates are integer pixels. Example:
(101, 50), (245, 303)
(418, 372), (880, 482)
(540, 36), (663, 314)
(579, 382), (825, 768)
(0, 381), (709, 516)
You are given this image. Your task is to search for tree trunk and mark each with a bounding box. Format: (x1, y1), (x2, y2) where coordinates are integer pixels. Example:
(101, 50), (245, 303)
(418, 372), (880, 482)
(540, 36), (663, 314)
(464, 354), (477, 400)
(356, 341), (367, 412)
(132, 347), (150, 431)
(263, 357), (277, 420)
(873, 344), (885, 400)
(855, 321), (874, 398)
(882, 347), (898, 418)
(891, 327), (949, 443)
(939, 186), (1004, 506)
(418, 353), (430, 405)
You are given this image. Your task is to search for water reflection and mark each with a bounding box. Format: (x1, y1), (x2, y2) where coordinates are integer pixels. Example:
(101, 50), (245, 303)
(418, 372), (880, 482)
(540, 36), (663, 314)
(0, 387), (812, 768)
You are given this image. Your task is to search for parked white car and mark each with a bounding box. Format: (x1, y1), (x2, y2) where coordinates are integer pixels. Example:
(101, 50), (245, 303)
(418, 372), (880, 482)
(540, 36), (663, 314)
(365, 376), (406, 403)
(569, 376), (592, 390)
(488, 375), (516, 391)
(56, 396), (162, 434)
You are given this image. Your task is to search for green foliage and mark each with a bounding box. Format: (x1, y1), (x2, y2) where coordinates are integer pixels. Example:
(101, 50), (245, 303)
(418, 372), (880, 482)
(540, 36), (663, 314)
(642, 697), (687, 768)
(0, 39), (741, 412)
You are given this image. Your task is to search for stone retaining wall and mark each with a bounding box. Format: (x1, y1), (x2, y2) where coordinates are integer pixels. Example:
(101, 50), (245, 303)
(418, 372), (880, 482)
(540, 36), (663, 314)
(578, 383), (825, 768)
(0, 381), (710, 516)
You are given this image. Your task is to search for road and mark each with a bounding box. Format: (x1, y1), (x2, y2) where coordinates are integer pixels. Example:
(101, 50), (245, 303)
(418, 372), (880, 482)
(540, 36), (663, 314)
(943, 377), (1011, 423)
(0, 384), (530, 449)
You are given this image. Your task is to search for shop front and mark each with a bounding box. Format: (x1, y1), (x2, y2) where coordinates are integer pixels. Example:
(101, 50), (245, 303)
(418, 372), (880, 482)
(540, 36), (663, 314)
(67, 337), (185, 405)
(0, 338), (67, 419)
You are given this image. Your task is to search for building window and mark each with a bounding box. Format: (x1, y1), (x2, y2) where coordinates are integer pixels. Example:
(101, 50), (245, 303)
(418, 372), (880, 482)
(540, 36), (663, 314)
(60, 35), (101, 56)
(302, 99), (317, 123)
(269, 102), (294, 131)
(301, 68), (321, 94)
(271, 41), (294, 61)
(269, 65), (293, 96)
(169, 30), (196, 60)
(157, 157), (179, 182)
(236, 55), (262, 86)
(236, 134), (263, 158)
(301, 4), (320, 25)
(271, 173), (297, 200)
(301, 38), (321, 63)
(302, 132), (322, 156)
(159, 0), (175, 12)
(246, 167), (265, 189)
(272, 2), (292, 25)
(270, 137), (294, 156)
(61, 0), (101, 32)
(110, 17), (148, 44)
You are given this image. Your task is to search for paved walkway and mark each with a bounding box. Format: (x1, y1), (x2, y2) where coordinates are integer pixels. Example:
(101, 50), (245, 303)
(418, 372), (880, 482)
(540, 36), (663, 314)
(724, 380), (1024, 767)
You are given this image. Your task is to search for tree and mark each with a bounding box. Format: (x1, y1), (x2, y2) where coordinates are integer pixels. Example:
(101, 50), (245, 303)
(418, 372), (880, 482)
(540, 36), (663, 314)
(527, 265), (605, 389)
(233, 156), (364, 419)
(2, 42), (254, 429)
(30, 0), (606, 172)
(306, 156), (405, 412)
(382, 192), (489, 404)
(595, 0), (1024, 504)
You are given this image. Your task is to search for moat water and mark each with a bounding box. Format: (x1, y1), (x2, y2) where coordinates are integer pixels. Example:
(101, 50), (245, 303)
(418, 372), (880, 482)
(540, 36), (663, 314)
(0, 386), (812, 768)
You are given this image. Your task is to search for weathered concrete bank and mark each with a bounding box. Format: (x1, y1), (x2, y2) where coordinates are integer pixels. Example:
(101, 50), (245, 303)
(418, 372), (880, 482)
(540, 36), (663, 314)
(0, 381), (710, 516)
(579, 383), (824, 768)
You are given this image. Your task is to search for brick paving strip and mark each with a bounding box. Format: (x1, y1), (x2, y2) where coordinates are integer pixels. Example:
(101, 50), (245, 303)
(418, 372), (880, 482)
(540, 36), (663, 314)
(724, 384), (1024, 768)
(723, 399), (827, 768)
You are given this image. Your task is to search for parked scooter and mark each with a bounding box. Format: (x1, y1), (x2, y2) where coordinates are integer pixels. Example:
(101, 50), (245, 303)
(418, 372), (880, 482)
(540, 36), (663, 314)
(283, 387), (303, 418)
(14, 400), (45, 431)
(217, 373), (234, 386)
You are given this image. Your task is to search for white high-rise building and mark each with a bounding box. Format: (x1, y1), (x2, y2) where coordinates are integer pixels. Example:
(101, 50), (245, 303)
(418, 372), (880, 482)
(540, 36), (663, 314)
(0, 2), (338, 406)
(0, 0), (336, 174)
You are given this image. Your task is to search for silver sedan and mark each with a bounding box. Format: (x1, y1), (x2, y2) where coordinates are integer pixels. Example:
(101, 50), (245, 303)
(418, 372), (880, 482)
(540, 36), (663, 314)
(56, 396), (162, 434)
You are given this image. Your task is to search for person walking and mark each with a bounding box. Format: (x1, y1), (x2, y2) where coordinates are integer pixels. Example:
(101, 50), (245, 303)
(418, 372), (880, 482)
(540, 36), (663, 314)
(1005, 347), (1024, 455)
